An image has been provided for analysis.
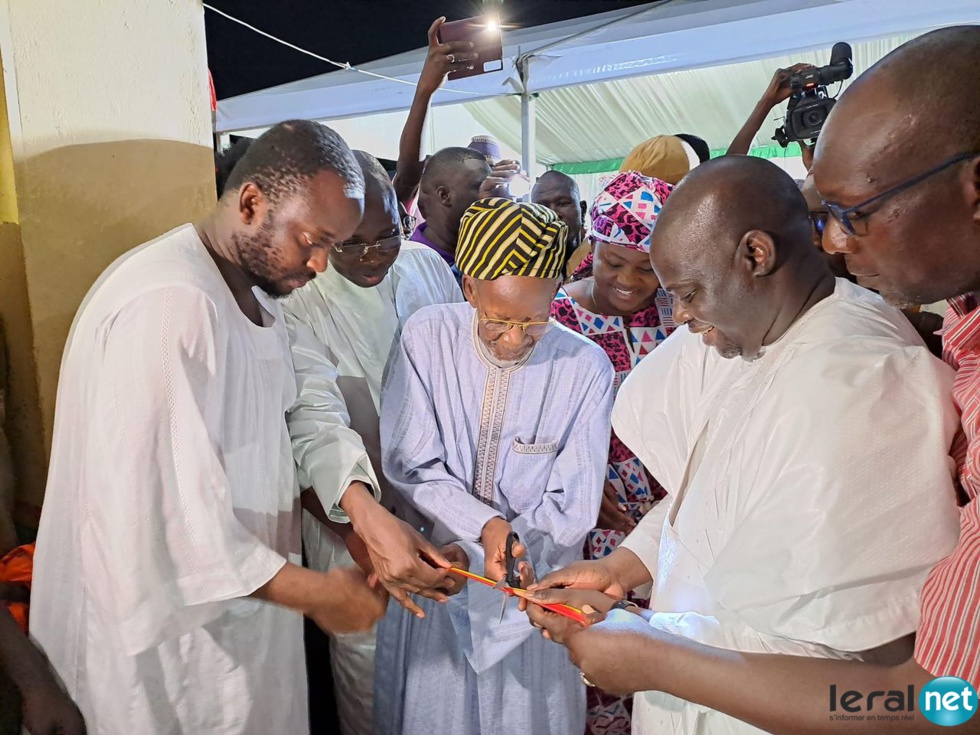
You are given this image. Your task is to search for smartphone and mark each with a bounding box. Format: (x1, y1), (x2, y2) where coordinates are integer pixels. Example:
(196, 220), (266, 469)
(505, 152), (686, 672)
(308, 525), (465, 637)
(437, 16), (504, 81)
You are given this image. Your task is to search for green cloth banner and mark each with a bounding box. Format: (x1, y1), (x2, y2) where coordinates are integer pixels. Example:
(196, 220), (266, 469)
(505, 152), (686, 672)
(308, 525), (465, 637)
(549, 158), (627, 175)
(550, 144), (801, 175)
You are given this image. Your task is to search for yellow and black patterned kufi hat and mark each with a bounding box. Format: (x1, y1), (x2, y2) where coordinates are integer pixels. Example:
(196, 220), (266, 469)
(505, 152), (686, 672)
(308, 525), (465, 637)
(455, 198), (568, 281)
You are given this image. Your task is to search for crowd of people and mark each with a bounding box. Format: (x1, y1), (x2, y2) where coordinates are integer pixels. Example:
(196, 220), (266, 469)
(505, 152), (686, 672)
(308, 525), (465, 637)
(0, 16), (978, 735)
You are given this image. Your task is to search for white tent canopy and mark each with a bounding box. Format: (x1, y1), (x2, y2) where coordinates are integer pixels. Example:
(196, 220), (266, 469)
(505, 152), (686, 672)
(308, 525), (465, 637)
(218, 0), (978, 204)
(465, 35), (908, 165)
(216, 0), (979, 134)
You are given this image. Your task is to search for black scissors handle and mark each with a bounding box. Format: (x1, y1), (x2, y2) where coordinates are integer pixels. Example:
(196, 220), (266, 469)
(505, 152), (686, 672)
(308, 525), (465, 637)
(504, 532), (522, 588)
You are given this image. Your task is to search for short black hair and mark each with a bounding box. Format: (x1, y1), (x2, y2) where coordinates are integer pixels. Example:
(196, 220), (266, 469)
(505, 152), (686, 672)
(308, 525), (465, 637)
(675, 133), (711, 163)
(223, 119), (363, 203)
(421, 146), (488, 189)
(353, 150), (397, 208)
(215, 137), (254, 198)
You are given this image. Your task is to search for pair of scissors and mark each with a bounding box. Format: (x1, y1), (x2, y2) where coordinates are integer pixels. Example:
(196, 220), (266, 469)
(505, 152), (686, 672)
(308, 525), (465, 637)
(448, 565), (589, 625)
(447, 531), (589, 625)
(491, 532), (523, 622)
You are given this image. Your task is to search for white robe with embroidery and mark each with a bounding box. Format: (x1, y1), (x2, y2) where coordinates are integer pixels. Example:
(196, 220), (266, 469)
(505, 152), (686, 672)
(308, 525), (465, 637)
(31, 225), (307, 734)
(375, 301), (614, 735)
(282, 241), (461, 735)
(616, 279), (962, 735)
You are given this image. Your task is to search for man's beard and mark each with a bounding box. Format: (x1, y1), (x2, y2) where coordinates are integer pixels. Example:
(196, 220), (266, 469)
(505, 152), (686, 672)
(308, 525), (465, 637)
(884, 296), (919, 311)
(232, 220), (314, 299)
(717, 342), (744, 359)
(877, 286), (923, 312)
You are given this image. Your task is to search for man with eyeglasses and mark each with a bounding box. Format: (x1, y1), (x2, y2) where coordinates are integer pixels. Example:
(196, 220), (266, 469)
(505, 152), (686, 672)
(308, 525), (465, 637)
(802, 172), (946, 356)
(374, 198), (613, 734)
(282, 150), (461, 735)
(815, 21), (980, 700)
(524, 154), (960, 735)
(518, 26), (980, 735)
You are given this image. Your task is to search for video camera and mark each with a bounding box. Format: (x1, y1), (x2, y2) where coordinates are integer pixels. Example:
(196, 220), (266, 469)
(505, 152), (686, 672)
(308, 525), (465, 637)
(773, 42), (853, 147)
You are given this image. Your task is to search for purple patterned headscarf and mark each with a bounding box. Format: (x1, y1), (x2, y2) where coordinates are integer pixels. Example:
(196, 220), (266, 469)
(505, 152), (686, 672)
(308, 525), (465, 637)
(467, 135), (502, 165)
(589, 171), (673, 253)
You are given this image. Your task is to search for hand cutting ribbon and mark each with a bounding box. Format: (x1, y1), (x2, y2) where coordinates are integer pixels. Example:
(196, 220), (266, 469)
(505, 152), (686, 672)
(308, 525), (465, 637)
(447, 567), (589, 625)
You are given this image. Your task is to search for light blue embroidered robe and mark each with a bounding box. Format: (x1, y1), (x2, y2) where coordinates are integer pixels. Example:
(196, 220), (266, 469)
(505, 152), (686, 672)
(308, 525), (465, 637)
(375, 301), (613, 735)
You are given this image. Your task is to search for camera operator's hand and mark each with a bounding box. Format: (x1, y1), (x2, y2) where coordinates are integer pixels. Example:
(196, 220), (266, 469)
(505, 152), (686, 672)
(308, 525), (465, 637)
(763, 63), (818, 107)
(728, 62), (818, 156)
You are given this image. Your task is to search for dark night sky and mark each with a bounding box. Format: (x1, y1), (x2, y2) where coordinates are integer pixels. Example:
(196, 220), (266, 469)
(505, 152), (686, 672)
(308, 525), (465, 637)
(205, 0), (652, 99)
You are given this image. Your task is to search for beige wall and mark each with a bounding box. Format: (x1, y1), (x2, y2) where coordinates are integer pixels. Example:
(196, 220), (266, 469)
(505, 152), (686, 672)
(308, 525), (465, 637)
(0, 0), (216, 514)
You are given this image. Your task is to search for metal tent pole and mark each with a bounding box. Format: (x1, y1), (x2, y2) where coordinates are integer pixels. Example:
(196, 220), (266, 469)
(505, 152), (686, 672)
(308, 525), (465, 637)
(518, 55), (536, 173)
(520, 91), (536, 173)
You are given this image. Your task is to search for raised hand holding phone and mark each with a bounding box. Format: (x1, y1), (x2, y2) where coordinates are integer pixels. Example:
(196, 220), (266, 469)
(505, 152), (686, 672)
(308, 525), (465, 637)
(437, 15), (504, 80)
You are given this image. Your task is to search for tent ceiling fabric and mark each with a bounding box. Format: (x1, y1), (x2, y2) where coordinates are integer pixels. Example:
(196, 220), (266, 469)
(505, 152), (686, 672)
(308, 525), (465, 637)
(215, 0), (979, 134)
(462, 36), (911, 166)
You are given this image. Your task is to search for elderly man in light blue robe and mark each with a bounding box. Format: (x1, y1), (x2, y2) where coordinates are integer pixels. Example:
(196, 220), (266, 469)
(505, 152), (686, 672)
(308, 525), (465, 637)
(374, 198), (614, 735)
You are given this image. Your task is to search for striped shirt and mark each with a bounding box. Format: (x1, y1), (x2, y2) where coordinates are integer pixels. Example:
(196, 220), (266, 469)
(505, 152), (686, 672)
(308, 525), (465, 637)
(915, 293), (980, 686)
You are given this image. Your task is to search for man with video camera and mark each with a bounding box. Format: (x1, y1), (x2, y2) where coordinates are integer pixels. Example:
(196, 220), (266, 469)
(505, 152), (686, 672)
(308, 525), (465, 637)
(728, 43), (852, 168)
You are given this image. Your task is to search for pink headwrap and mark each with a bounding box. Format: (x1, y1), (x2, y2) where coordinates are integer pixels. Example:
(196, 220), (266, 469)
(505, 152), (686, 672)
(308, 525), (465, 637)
(589, 171), (673, 253)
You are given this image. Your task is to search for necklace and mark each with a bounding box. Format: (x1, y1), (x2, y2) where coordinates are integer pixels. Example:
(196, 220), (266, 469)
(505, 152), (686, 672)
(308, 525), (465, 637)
(588, 279), (637, 347)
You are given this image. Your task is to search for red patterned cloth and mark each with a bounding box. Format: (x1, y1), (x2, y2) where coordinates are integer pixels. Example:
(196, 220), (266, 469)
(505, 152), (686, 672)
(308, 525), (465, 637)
(0, 543), (34, 633)
(915, 294), (980, 686)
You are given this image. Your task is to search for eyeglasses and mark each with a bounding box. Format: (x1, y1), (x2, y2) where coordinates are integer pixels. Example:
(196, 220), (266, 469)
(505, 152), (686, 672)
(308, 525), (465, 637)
(822, 150), (980, 236)
(809, 211), (828, 236)
(479, 316), (552, 338)
(332, 234), (401, 259)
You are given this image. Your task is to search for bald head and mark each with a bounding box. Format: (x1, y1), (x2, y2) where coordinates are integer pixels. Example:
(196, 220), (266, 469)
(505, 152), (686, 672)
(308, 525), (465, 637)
(532, 170), (586, 251)
(813, 26), (980, 305)
(838, 26), (980, 167)
(652, 156), (833, 360)
(653, 155), (813, 265)
(533, 171), (579, 200)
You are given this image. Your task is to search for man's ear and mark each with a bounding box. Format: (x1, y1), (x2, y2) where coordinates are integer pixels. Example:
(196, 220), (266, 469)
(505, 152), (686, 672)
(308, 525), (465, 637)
(739, 230), (776, 277)
(437, 184), (453, 208)
(237, 181), (268, 227)
(462, 275), (478, 308)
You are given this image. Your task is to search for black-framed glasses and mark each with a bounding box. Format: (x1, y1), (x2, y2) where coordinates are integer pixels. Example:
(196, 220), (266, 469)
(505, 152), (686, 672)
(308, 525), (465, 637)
(823, 150), (980, 236)
(332, 234), (401, 259)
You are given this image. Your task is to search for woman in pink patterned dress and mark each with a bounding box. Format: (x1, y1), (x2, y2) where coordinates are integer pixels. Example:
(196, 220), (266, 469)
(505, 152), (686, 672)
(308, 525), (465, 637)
(549, 171), (675, 735)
